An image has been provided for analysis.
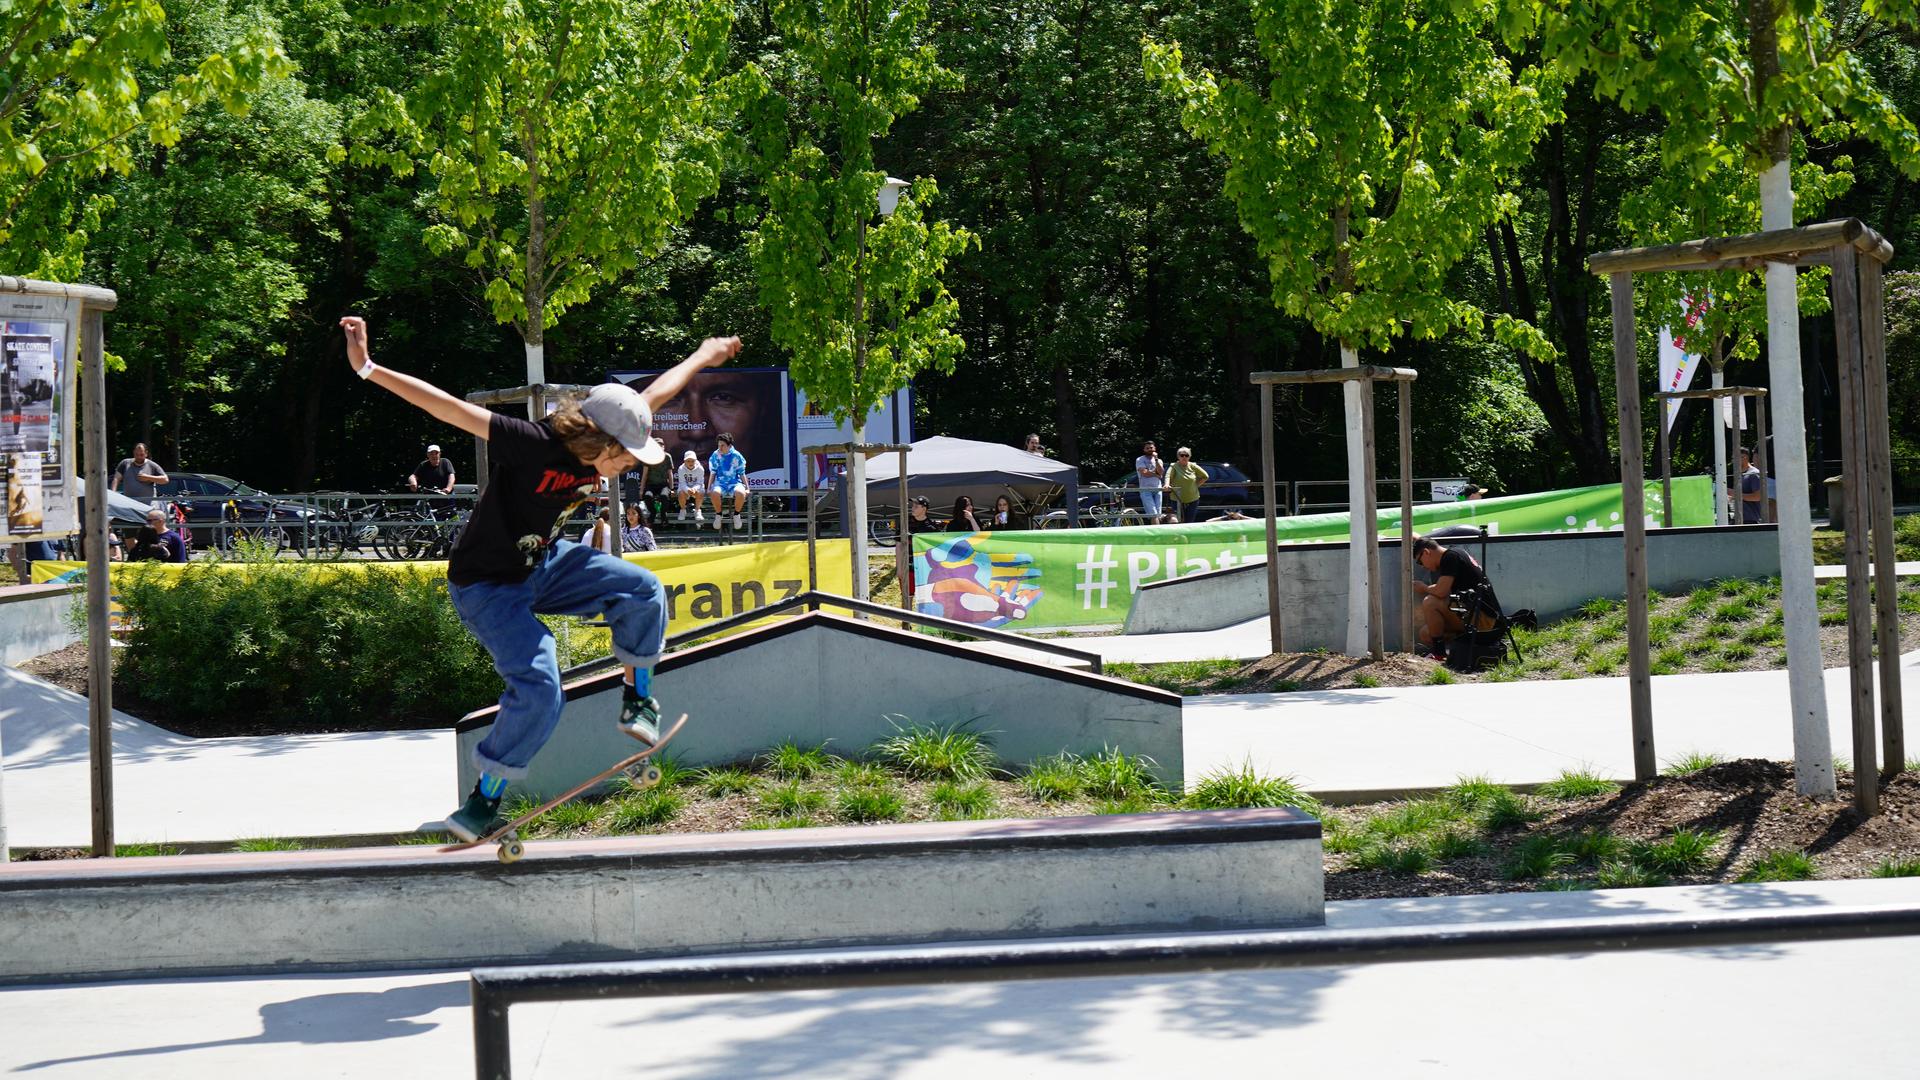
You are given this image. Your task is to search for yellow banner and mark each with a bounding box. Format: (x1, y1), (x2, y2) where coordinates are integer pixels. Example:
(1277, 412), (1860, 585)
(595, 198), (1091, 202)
(29, 539), (854, 637)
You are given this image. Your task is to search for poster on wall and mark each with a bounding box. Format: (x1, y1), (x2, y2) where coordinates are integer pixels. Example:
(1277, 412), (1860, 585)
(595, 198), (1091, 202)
(609, 367), (792, 490)
(791, 385), (913, 489)
(0, 292), (78, 540)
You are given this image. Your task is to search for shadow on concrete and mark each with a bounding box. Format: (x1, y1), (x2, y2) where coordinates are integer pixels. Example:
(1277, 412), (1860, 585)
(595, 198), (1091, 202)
(9, 976), (467, 1072)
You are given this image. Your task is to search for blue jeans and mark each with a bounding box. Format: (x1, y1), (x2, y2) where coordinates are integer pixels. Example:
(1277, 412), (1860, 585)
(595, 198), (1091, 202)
(449, 540), (667, 779)
(1140, 488), (1163, 519)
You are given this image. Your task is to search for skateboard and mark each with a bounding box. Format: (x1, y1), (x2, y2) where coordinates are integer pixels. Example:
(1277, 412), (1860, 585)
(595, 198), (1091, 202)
(440, 712), (689, 864)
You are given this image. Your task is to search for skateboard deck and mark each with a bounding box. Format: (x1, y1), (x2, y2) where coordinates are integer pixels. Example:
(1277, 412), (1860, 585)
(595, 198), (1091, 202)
(439, 712), (689, 863)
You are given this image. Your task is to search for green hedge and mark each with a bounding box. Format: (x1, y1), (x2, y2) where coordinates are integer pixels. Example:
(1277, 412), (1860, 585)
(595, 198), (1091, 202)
(116, 562), (610, 734)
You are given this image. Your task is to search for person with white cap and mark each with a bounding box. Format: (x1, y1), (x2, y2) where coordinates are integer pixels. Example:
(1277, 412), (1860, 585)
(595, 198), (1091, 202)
(338, 314), (743, 841)
(673, 449), (707, 524)
(407, 443), (456, 494)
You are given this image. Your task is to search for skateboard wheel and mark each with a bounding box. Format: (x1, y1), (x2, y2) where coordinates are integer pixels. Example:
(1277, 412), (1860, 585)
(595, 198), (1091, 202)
(638, 765), (663, 788)
(498, 839), (526, 864)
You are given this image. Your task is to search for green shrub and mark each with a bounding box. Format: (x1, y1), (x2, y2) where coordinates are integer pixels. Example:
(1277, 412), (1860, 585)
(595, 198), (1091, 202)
(1428, 829), (1489, 860)
(1563, 829), (1625, 865)
(1425, 666), (1456, 685)
(1349, 841), (1432, 874)
(1662, 752), (1725, 777)
(835, 783), (905, 823)
(1594, 860), (1669, 888)
(1871, 857), (1920, 878)
(1535, 769), (1617, 800)
(1020, 754), (1083, 801)
(697, 767), (758, 798)
(929, 781), (997, 820)
(605, 788), (684, 830)
(1737, 849), (1817, 883)
(115, 562), (501, 731)
(1629, 828), (1720, 875)
(232, 837), (303, 852)
(1184, 763), (1321, 814)
(760, 741), (836, 779)
(1503, 835), (1574, 880)
(759, 781), (826, 818)
(871, 719), (997, 780)
(1077, 748), (1161, 800)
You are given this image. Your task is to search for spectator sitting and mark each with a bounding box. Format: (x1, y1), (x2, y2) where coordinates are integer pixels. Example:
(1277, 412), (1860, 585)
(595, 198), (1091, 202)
(1411, 535), (1489, 658)
(673, 450), (706, 524)
(990, 495), (1014, 529)
(950, 495), (981, 533)
(1208, 509), (1250, 522)
(128, 509), (187, 563)
(622, 503), (657, 552)
(906, 496), (940, 534)
(588, 506), (615, 554)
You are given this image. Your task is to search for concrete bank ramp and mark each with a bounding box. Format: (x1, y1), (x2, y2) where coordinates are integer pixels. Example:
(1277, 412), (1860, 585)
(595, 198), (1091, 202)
(0, 808), (1322, 984)
(456, 610), (1183, 804)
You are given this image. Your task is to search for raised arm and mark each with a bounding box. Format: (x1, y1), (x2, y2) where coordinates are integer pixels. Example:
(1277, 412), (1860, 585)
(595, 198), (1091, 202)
(638, 336), (743, 411)
(340, 316), (494, 439)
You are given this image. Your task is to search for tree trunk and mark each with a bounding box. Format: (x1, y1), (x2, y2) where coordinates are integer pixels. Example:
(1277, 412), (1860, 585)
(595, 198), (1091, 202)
(523, 141), (548, 414)
(1747, 0), (1833, 798)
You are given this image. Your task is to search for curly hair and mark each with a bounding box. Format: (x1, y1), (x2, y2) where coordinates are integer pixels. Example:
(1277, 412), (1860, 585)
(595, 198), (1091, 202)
(548, 397), (620, 461)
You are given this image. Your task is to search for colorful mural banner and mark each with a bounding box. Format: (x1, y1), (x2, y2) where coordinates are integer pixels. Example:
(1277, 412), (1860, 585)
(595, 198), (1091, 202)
(910, 476), (1718, 630)
(30, 538), (853, 637)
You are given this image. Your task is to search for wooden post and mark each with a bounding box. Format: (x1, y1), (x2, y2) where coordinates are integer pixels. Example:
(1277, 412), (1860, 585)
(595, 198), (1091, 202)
(1830, 245), (1879, 815)
(82, 305), (114, 857)
(1398, 379), (1415, 653)
(1754, 394), (1772, 525)
(1858, 259), (1905, 777)
(1260, 382), (1282, 654)
(1610, 273), (1657, 782)
(1359, 379), (1383, 659)
(897, 448), (911, 613)
(1657, 396), (1673, 528)
(805, 454), (819, 609)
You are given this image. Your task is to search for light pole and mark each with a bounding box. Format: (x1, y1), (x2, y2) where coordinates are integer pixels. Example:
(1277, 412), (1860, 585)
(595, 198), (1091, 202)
(847, 176), (911, 600)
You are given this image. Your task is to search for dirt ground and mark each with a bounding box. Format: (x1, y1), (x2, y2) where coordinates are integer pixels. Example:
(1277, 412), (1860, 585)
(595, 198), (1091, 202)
(1325, 761), (1920, 900)
(1226, 651), (1437, 691)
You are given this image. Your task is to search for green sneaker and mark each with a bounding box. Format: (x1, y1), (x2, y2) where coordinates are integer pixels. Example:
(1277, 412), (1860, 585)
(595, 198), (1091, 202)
(445, 781), (503, 842)
(618, 693), (662, 745)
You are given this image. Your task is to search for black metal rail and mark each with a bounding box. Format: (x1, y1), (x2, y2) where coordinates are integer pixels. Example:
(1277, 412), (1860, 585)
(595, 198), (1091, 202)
(471, 901), (1920, 1078)
(562, 588), (1105, 678)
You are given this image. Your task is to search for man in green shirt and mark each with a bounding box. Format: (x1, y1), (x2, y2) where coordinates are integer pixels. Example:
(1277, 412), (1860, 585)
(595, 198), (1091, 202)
(1166, 448), (1208, 523)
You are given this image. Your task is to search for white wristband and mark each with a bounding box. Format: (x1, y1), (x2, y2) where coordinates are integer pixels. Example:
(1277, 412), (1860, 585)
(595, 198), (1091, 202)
(357, 359), (378, 380)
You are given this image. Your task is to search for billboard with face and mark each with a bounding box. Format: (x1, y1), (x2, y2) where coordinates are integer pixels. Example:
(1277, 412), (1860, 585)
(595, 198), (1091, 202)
(609, 367), (791, 489)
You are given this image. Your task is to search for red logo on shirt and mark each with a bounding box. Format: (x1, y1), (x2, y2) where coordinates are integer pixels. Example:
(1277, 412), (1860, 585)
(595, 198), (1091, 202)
(534, 468), (592, 494)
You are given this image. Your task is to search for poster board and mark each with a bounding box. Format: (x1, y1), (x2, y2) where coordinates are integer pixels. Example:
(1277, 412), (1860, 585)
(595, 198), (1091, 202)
(609, 367), (792, 490)
(791, 385), (913, 488)
(0, 292), (79, 541)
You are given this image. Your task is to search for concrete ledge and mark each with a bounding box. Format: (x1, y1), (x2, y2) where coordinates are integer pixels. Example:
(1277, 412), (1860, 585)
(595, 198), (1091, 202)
(1125, 525), (1782, 648)
(457, 611), (1184, 803)
(0, 808), (1323, 983)
(0, 582), (78, 666)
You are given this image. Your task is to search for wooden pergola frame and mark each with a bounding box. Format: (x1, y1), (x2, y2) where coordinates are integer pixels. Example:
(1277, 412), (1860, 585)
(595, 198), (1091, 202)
(1655, 385), (1770, 527)
(1590, 218), (1903, 814)
(1252, 366), (1418, 660)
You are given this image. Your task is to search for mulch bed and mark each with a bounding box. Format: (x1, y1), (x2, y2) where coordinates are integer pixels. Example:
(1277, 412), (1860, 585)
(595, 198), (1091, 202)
(1326, 760), (1920, 900)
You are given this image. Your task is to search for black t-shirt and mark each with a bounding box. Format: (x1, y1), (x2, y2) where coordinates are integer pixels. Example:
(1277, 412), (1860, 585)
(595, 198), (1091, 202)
(448, 415), (599, 586)
(1435, 547), (1486, 595)
(413, 458), (453, 491)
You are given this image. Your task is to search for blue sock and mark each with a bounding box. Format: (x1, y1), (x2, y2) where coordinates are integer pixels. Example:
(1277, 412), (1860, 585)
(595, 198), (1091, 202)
(479, 773), (507, 800)
(627, 668), (651, 699)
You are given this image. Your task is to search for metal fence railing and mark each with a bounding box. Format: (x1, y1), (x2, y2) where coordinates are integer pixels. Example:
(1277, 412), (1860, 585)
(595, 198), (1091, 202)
(466, 899), (1920, 1078)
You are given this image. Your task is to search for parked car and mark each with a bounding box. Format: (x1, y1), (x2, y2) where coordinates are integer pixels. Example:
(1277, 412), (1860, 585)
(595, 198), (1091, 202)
(149, 471), (322, 553)
(1103, 461), (1255, 511)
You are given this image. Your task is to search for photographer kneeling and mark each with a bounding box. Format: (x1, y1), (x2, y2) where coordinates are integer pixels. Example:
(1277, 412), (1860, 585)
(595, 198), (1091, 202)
(1411, 535), (1487, 660)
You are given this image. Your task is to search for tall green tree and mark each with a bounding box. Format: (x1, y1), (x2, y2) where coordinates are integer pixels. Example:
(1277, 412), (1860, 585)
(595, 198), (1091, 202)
(1514, 0), (1920, 796)
(353, 0), (735, 390)
(0, 0), (288, 279)
(1146, 0), (1553, 654)
(745, 0), (974, 596)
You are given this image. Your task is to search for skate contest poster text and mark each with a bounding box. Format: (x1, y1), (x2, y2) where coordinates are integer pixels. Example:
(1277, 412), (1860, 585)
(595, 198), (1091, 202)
(910, 477), (1716, 631)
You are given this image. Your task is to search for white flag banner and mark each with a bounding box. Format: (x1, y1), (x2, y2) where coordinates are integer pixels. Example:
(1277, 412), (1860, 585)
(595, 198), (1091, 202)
(1656, 327), (1698, 433)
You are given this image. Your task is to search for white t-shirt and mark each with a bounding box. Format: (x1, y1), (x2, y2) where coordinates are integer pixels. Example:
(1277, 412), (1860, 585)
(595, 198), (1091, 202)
(675, 463), (705, 492)
(1136, 455), (1163, 490)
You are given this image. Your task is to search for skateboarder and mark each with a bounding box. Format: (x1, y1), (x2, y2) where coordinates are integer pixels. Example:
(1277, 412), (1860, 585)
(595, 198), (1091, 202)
(339, 316), (743, 840)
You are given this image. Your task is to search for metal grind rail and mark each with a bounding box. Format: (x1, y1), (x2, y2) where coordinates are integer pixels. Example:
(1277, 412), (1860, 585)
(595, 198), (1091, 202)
(561, 588), (1106, 679)
(469, 900), (1920, 1078)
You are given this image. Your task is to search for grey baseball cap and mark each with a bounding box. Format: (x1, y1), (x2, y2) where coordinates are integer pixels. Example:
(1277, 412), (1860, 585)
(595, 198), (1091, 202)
(580, 383), (666, 465)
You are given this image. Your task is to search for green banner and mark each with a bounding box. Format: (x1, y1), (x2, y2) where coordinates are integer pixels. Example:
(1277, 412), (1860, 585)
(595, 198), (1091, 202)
(909, 475), (1715, 629)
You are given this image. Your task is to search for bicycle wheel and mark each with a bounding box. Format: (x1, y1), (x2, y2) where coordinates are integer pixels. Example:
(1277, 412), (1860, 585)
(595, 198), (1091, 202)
(382, 514), (436, 561)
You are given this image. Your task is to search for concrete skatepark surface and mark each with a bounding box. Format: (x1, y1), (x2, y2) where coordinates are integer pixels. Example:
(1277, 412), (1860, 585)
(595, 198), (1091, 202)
(3, 878), (1916, 1078)
(4, 640), (1918, 846)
